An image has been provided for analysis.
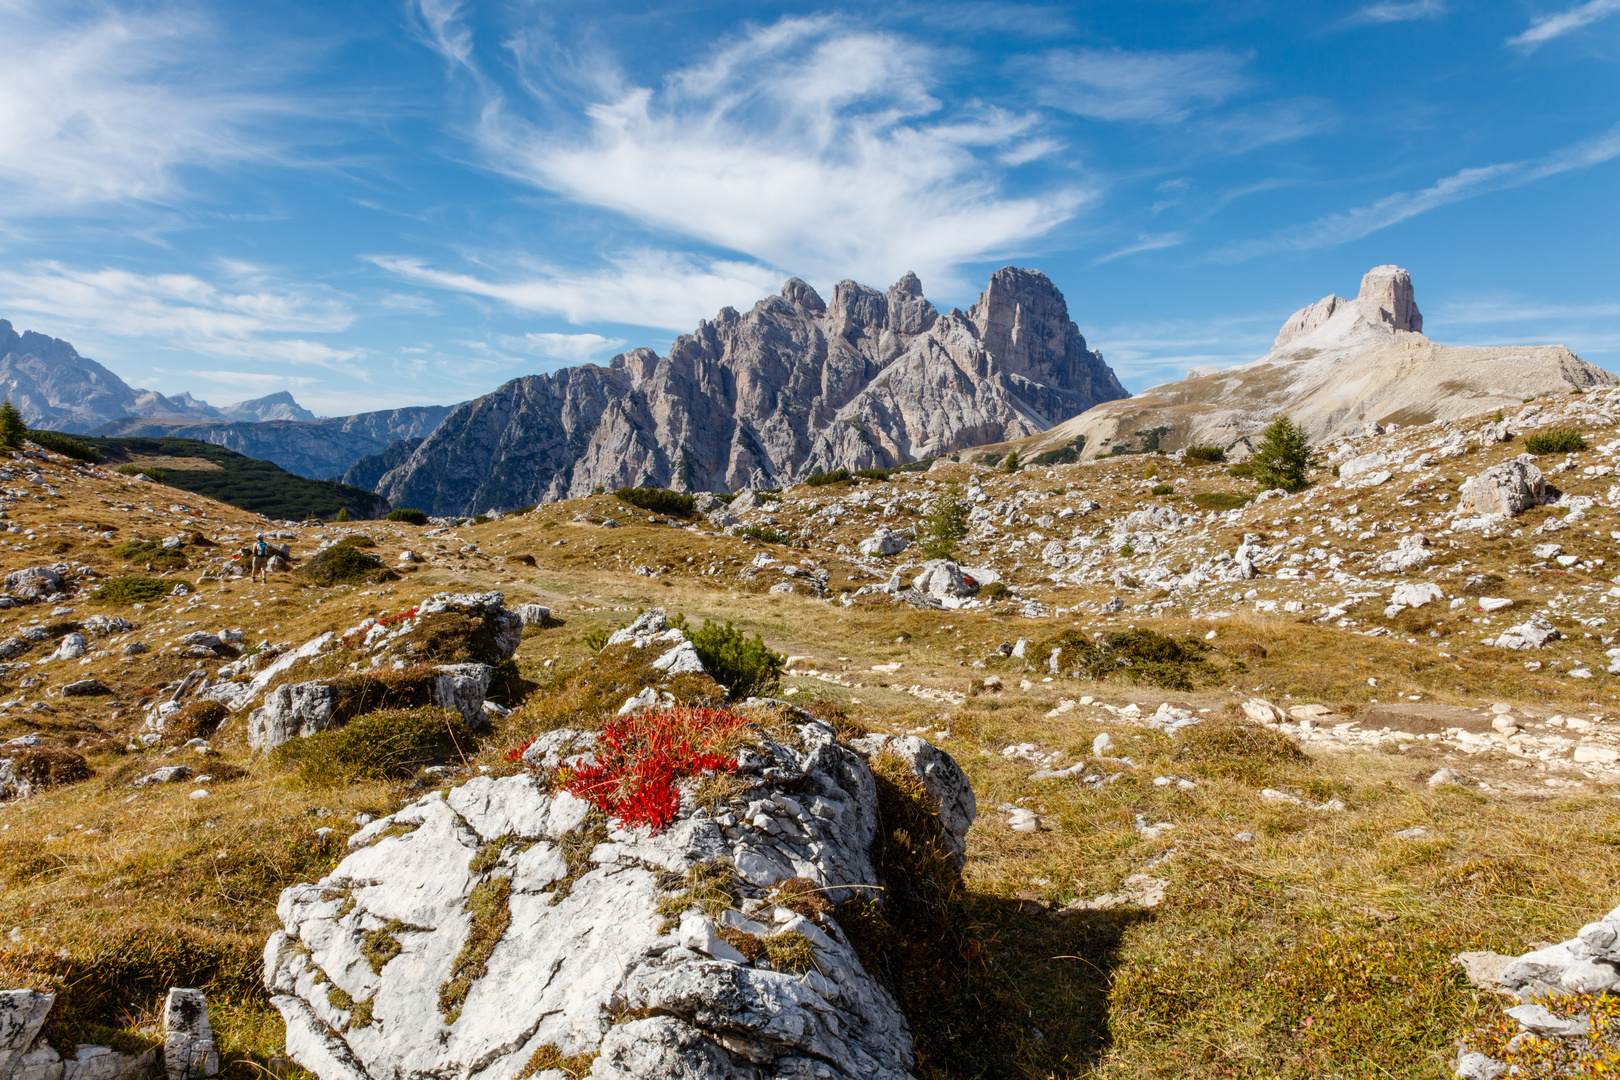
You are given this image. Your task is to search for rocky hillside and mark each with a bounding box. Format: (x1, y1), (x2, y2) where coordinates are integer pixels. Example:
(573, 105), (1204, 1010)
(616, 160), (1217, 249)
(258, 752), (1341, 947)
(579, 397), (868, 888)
(4, 387), (1620, 1076)
(994, 265), (1615, 464)
(373, 268), (1128, 515)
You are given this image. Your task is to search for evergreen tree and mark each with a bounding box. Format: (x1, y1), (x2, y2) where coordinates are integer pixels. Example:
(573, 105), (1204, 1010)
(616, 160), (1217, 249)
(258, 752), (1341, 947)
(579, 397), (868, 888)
(918, 483), (970, 560)
(0, 399), (25, 449)
(336, 507), (350, 522)
(1251, 414), (1315, 492)
(1001, 448), (1021, 473)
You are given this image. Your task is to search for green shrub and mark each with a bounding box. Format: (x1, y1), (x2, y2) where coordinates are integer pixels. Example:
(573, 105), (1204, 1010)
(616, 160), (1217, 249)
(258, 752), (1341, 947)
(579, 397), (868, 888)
(981, 452), (1003, 468)
(805, 469), (850, 487)
(853, 467), (897, 480)
(1523, 427), (1587, 455)
(688, 621), (785, 699)
(113, 539), (188, 570)
(978, 581), (1009, 601)
(335, 507), (350, 522)
(88, 577), (171, 605)
(1192, 492), (1250, 512)
(1036, 628), (1217, 691)
(115, 464), (167, 483)
(1144, 464), (1159, 479)
(27, 430), (99, 463)
(613, 487), (696, 517)
(0, 400), (24, 449)
(1150, 483), (1174, 496)
(1228, 463), (1255, 479)
(1184, 443), (1226, 464)
(1031, 435), (1086, 467)
(386, 508), (429, 525)
(917, 483), (969, 560)
(1251, 415), (1315, 493)
(302, 544), (383, 586)
(336, 535), (375, 548)
(735, 525), (791, 545)
(273, 707), (473, 784)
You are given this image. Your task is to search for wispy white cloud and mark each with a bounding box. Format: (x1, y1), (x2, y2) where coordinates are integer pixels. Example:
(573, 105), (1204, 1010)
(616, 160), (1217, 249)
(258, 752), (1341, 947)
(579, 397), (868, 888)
(1508, 0), (1620, 50)
(519, 332), (628, 364)
(0, 261), (360, 369)
(368, 251), (785, 331)
(463, 15), (1087, 289)
(1215, 122), (1620, 260)
(1091, 233), (1184, 265)
(1032, 48), (1249, 123)
(408, 0), (475, 70)
(1349, 1), (1447, 25)
(0, 0), (289, 217)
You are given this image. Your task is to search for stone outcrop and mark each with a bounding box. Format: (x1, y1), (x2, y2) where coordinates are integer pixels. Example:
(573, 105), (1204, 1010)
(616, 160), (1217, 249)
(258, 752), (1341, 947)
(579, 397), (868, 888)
(0, 990), (158, 1080)
(1458, 455), (1549, 517)
(246, 664), (493, 752)
(1454, 906), (1620, 1077)
(264, 702), (976, 1080)
(1000, 265), (1613, 465)
(373, 268), (1128, 514)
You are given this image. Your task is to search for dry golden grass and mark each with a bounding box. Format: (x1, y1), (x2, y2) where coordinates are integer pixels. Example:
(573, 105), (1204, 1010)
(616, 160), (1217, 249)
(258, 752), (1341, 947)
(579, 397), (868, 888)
(3, 426), (1620, 1078)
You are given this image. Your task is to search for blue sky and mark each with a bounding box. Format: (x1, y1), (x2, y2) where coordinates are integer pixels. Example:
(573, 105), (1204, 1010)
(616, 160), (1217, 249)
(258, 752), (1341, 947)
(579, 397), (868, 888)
(0, 0), (1616, 417)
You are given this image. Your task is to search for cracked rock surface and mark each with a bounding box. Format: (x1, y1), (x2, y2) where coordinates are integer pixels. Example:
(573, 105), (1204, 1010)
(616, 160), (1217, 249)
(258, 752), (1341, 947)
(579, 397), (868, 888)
(265, 713), (973, 1080)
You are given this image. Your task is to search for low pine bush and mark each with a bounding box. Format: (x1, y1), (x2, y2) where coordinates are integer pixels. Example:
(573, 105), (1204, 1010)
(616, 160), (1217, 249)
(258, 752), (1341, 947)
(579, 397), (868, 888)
(805, 469), (850, 487)
(613, 487), (696, 517)
(27, 430), (99, 463)
(1150, 483), (1174, 495)
(273, 707), (472, 784)
(735, 525), (791, 545)
(1184, 443), (1226, 464)
(689, 620), (785, 699)
(1192, 492), (1250, 512)
(302, 544), (382, 586)
(114, 539), (187, 570)
(386, 508), (429, 525)
(88, 577), (171, 605)
(1523, 426), (1586, 454)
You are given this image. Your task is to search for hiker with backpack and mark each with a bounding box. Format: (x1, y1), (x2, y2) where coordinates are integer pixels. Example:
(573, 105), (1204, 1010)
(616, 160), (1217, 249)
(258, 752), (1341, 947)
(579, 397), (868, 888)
(251, 533), (273, 584)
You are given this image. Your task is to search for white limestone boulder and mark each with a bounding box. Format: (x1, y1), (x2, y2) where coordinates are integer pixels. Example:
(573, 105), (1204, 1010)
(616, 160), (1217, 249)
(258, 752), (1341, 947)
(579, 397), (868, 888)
(265, 713), (962, 1080)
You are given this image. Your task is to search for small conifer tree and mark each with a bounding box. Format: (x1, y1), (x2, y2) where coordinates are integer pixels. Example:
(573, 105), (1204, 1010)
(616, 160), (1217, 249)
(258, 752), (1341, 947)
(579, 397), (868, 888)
(336, 507), (350, 522)
(1251, 414), (1315, 492)
(918, 482), (970, 560)
(0, 400), (25, 449)
(1001, 448), (1021, 473)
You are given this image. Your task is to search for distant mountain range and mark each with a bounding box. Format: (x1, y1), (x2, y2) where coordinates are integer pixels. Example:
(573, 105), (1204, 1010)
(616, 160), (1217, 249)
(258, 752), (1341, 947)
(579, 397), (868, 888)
(376, 267), (1128, 515)
(0, 319), (451, 480)
(2, 267), (1131, 513)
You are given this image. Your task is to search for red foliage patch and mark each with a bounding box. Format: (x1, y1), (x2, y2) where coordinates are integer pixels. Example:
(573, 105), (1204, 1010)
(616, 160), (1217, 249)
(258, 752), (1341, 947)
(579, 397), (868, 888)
(563, 707), (746, 832)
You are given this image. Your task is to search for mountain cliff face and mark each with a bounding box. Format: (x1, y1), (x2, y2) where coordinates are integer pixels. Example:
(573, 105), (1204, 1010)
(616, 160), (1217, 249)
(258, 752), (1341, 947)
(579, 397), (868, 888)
(91, 408), (452, 481)
(999, 264), (1615, 463)
(0, 320), (149, 431)
(375, 267), (1128, 514)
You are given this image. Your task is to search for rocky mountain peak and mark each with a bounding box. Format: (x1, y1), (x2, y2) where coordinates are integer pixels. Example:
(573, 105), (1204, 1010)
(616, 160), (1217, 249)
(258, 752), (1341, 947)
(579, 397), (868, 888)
(885, 270), (937, 335)
(968, 266), (1099, 383)
(780, 277), (825, 314)
(375, 266), (1129, 512)
(1356, 264), (1422, 335)
(1272, 264), (1424, 350)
